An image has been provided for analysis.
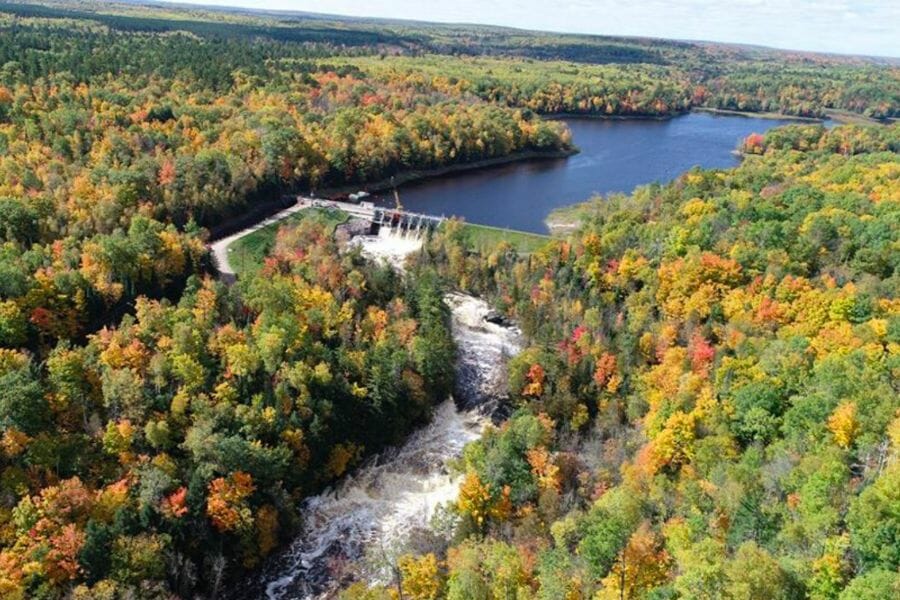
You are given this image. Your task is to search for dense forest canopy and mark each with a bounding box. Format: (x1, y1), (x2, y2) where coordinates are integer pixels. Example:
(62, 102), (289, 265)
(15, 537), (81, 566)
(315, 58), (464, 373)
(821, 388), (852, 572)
(0, 0), (898, 117)
(380, 122), (900, 600)
(0, 1), (897, 598)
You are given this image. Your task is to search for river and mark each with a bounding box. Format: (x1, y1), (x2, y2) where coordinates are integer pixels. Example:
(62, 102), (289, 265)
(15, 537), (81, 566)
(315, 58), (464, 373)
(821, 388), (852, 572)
(234, 112), (804, 598)
(240, 292), (524, 599)
(372, 112), (801, 233)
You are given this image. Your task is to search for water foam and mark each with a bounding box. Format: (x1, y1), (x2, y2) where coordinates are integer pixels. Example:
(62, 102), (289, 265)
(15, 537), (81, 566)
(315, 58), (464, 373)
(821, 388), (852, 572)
(248, 294), (522, 599)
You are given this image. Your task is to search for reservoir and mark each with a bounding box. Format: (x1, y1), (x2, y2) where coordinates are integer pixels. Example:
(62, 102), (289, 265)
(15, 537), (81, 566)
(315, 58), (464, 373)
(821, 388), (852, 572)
(373, 112), (801, 233)
(240, 112), (807, 598)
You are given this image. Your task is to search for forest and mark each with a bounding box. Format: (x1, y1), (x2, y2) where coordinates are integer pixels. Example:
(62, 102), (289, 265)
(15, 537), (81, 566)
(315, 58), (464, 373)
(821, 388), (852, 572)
(0, 1), (897, 599)
(359, 122), (900, 600)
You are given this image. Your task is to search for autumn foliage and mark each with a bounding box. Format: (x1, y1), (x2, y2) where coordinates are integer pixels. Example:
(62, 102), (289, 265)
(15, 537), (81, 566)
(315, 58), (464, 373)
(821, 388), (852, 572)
(0, 2), (898, 598)
(370, 121), (900, 599)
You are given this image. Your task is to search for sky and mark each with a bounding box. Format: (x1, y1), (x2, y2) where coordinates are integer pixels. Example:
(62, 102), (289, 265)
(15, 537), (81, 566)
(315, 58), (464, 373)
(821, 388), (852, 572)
(157, 0), (900, 58)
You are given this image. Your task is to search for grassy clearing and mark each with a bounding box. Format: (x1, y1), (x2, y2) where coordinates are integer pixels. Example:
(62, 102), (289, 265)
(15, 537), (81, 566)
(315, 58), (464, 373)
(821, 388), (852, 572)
(457, 222), (552, 254)
(227, 209), (547, 277)
(227, 208), (349, 274)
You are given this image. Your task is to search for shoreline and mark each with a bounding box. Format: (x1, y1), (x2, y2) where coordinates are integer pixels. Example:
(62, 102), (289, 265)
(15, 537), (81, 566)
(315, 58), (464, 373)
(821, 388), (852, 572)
(696, 106), (888, 125)
(547, 106), (887, 125)
(311, 146), (578, 198)
(208, 106), (886, 246)
(823, 108), (893, 125)
(545, 111), (687, 122)
(692, 106), (825, 122)
(546, 107), (823, 123)
(545, 207), (590, 236)
(207, 147), (576, 243)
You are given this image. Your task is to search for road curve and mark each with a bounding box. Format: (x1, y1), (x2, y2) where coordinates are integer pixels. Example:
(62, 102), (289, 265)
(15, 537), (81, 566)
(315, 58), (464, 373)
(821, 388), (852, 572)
(209, 196), (435, 280)
(209, 200), (311, 278)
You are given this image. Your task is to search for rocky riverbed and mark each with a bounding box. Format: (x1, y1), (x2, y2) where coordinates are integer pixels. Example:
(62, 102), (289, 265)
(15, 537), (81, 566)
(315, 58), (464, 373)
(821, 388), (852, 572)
(234, 293), (522, 599)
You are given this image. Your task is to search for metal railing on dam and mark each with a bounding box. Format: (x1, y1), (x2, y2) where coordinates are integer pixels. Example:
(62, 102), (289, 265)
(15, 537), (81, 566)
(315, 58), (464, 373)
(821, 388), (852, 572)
(299, 197), (444, 234)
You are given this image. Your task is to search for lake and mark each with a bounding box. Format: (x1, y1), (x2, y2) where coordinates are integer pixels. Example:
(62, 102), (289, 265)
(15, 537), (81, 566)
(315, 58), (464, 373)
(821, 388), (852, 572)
(371, 112), (802, 233)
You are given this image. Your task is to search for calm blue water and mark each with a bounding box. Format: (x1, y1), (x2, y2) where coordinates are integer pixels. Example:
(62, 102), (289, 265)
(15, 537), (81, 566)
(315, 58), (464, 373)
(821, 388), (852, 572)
(372, 112), (801, 233)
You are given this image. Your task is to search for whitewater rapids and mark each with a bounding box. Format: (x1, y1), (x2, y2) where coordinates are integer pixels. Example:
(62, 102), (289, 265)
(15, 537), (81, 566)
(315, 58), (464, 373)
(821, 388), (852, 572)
(347, 225), (425, 271)
(239, 293), (523, 599)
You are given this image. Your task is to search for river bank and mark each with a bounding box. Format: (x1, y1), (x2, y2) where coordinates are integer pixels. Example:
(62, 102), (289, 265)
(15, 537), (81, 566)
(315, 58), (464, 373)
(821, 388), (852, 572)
(692, 106), (827, 122)
(206, 146), (576, 251)
(547, 107), (830, 123)
(695, 106), (891, 125)
(206, 107), (884, 251)
(222, 220), (524, 599)
(549, 106), (891, 126)
(545, 110), (687, 121)
(311, 147), (578, 199)
(380, 112), (798, 233)
(545, 195), (629, 236)
(207, 109), (826, 247)
(237, 291), (523, 600)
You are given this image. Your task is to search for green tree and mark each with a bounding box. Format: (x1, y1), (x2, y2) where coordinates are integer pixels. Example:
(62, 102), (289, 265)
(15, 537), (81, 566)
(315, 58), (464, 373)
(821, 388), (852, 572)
(0, 358), (48, 434)
(578, 508), (633, 579)
(724, 541), (799, 600)
(839, 569), (900, 600)
(847, 462), (900, 570)
(0, 197), (39, 244)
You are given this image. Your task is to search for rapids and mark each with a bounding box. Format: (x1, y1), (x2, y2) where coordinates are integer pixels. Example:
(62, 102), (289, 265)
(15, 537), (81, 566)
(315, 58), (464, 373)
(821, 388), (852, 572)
(241, 293), (523, 599)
